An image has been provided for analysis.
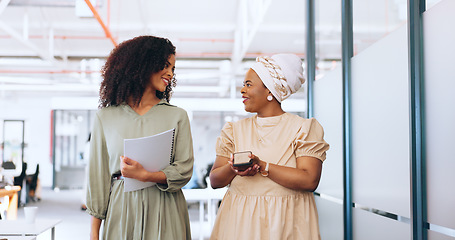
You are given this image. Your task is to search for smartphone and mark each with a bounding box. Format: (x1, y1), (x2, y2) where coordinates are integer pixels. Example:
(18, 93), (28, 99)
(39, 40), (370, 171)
(233, 151), (253, 171)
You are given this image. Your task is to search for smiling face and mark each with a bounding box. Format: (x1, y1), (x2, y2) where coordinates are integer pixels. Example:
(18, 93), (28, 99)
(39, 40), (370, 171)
(241, 69), (271, 113)
(149, 54), (176, 93)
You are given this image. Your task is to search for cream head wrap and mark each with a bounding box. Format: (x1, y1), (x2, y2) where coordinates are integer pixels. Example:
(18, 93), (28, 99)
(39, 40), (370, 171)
(250, 53), (305, 103)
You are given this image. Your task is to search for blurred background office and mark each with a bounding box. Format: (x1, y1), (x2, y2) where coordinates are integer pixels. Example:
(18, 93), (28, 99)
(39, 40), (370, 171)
(0, 0), (453, 239)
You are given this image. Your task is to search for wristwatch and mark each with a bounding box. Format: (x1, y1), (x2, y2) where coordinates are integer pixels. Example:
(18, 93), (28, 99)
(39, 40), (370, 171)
(260, 162), (270, 177)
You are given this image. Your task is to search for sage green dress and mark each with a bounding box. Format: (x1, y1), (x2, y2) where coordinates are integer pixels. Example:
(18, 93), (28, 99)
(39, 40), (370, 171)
(86, 99), (194, 240)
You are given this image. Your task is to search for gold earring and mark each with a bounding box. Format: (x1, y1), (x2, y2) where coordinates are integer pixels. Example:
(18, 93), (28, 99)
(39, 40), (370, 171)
(267, 95), (273, 101)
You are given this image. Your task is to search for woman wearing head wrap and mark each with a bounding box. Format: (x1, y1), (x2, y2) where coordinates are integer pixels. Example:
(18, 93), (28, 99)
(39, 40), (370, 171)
(209, 54), (329, 240)
(86, 36), (194, 240)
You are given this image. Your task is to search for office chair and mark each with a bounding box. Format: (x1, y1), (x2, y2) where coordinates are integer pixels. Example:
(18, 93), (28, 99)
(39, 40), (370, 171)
(13, 162), (27, 207)
(27, 164), (39, 202)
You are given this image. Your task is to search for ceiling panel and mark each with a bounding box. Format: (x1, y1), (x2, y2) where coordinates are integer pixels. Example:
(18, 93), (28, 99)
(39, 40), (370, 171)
(0, 0), (407, 97)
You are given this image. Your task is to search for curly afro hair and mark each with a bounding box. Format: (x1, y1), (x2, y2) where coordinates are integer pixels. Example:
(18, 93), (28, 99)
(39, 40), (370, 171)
(98, 35), (177, 108)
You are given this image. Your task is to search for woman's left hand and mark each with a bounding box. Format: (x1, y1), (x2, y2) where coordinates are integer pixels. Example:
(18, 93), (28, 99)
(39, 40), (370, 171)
(229, 159), (260, 176)
(120, 156), (146, 181)
(229, 152), (263, 176)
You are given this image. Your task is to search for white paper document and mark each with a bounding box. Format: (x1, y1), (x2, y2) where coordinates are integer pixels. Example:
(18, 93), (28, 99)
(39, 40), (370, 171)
(123, 128), (175, 192)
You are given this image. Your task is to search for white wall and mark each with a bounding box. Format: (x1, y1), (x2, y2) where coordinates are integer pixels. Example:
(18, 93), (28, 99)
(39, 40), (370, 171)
(1, 95), (54, 187)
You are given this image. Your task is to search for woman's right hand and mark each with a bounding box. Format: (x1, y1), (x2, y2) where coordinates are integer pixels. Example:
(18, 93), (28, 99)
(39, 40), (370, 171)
(229, 154), (260, 176)
(90, 231), (99, 240)
(90, 216), (102, 240)
(120, 156), (147, 181)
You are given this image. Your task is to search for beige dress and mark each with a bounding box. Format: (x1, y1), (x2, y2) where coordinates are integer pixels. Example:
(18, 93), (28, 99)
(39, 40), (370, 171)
(211, 113), (329, 240)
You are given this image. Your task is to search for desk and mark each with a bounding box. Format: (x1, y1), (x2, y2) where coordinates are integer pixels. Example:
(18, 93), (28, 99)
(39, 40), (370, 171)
(0, 186), (21, 220)
(183, 188), (227, 240)
(0, 218), (61, 240)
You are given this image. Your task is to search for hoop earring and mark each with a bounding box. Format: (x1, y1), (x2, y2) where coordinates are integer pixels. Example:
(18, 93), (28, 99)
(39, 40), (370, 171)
(267, 95), (273, 101)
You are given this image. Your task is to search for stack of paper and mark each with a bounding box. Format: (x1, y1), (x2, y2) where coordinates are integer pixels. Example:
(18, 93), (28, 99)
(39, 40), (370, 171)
(123, 128), (175, 192)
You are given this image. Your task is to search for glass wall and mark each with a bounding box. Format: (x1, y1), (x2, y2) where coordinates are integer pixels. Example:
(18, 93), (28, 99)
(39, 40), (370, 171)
(351, 18), (411, 238)
(353, 207), (410, 239)
(318, 0), (455, 239)
(314, 0), (344, 239)
(426, 0), (444, 9)
(423, 0), (455, 239)
(52, 110), (95, 189)
(353, 0), (407, 55)
(189, 111), (254, 188)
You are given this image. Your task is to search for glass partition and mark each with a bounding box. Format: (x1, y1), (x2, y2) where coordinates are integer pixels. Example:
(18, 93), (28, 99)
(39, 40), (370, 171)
(315, 195), (343, 240)
(314, 0), (343, 199)
(353, 207), (410, 239)
(351, 24), (410, 218)
(427, 0), (444, 9)
(353, 0), (407, 56)
(428, 230), (455, 240)
(52, 110), (95, 189)
(314, 0), (344, 238)
(313, 65), (343, 199)
(423, 0), (455, 237)
(189, 111), (254, 188)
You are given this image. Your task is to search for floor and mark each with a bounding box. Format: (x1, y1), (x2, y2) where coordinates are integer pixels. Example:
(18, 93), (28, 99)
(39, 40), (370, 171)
(11, 187), (212, 240)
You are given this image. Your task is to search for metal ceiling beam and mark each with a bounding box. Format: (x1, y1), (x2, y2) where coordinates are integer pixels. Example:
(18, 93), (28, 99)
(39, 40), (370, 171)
(0, 0), (11, 15)
(0, 0), (59, 62)
(229, 0), (272, 98)
(84, 0), (117, 47)
(0, 20), (56, 62)
(231, 0), (272, 65)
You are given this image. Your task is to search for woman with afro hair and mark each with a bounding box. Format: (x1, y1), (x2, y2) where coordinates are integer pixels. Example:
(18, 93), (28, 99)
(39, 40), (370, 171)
(86, 35), (194, 240)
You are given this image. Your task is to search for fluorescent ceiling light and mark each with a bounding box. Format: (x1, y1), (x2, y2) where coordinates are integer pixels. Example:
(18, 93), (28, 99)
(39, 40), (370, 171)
(0, 76), (52, 84)
(0, 58), (53, 67)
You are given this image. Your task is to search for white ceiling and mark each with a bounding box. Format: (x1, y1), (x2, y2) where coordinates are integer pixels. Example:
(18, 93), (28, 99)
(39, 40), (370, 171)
(0, 0), (409, 98)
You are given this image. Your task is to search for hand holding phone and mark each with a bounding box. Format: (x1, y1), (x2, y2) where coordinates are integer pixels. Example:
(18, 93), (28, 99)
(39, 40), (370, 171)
(233, 151), (253, 171)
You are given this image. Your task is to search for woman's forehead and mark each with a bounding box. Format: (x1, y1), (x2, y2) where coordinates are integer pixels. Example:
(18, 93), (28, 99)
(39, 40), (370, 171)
(245, 69), (261, 82)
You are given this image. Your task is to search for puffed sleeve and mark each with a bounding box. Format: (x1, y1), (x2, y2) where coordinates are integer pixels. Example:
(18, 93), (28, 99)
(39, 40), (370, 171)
(156, 111), (194, 192)
(86, 113), (111, 219)
(215, 122), (234, 158)
(294, 118), (330, 162)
